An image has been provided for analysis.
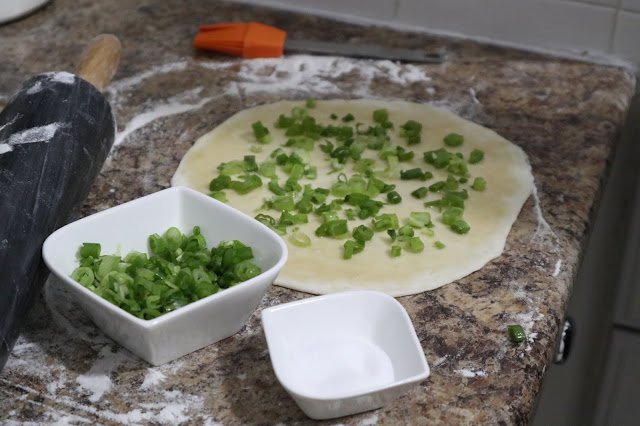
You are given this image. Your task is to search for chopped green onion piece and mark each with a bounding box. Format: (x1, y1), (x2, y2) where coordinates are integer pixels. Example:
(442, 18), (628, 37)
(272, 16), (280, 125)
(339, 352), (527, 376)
(443, 133), (464, 147)
(330, 113), (338, 120)
(469, 149), (484, 164)
(289, 231), (311, 248)
(434, 241), (446, 249)
(411, 187), (428, 199)
(373, 109), (389, 124)
(398, 224), (414, 238)
(229, 174), (263, 195)
(408, 212), (432, 228)
(209, 174), (231, 191)
(400, 168), (424, 180)
(387, 191), (402, 205)
(442, 207), (464, 225)
(406, 237), (425, 253)
(508, 325), (527, 343)
(315, 220), (348, 238)
(252, 121), (273, 143)
(79, 243), (101, 259)
(353, 225), (374, 243)
(343, 240), (365, 260)
(472, 177), (487, 191)
(342, 113), (355, 122)
(250, 145), (263, 153)
(391, 245), (402, 257)
(291, 107), (307, 120)
(372, 213), (399, 232)
(306, 98), (317, 108)
(450, 219), (470, 234)
(387, 229), (397, 242)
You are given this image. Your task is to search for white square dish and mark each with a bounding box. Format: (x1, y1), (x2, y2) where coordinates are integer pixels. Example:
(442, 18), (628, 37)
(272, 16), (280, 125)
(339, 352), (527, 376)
(42, 186), (287, 366)
(261, 291), (430, 420)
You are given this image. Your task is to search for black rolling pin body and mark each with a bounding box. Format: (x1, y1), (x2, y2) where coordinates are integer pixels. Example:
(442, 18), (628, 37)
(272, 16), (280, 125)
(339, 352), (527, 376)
(0, 72), (115, 370)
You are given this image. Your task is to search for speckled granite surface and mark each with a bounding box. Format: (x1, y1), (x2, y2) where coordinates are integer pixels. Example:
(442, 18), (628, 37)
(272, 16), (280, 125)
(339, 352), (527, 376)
(0, 0), (636, 424)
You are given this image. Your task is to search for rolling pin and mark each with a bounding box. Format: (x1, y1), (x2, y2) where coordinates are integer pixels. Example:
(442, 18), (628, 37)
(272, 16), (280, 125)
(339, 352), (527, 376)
(0, 35), (121, 372)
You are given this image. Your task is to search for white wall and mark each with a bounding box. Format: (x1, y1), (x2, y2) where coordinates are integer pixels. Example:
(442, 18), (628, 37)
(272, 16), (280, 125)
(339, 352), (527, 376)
(229, 0), (640, 69)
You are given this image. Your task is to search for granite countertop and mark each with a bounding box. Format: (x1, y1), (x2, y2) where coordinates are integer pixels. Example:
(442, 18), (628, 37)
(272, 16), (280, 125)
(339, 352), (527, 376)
(0, 0), (636, 424)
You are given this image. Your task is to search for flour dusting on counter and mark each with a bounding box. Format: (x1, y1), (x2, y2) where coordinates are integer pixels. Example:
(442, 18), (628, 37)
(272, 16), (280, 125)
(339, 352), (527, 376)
(456, 368), (488, 378)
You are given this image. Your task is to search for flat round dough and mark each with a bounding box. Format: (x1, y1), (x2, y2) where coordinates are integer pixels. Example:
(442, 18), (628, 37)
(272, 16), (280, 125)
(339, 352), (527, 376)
(172, 100), (533, 296)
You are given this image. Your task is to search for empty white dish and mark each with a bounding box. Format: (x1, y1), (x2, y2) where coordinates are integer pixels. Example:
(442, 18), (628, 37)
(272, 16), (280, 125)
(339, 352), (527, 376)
(261, 291), (430, 420)
(42, 186), (287, 365)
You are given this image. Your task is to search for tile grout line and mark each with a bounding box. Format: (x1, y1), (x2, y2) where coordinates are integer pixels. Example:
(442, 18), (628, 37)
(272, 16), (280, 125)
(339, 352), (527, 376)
(607, 0), (623, 52)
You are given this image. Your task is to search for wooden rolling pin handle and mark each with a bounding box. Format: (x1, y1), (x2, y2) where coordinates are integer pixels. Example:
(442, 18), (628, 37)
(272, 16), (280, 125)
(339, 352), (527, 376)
(76, 34), (122, 91)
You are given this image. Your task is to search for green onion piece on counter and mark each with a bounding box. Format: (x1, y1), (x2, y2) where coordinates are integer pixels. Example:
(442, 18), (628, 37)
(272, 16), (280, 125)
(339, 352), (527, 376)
(250, 146), (263, 153)
(229, 174), (263, 195)
(400, 120), (422, 145)
(269, 195), (295, 212)
(408, 212), (432, 228)
(209, 191), (229, 203)
(434, 241), (446, 249)
(343, 240), (365, 259)
(400, 168), (424, 180)
(459, 177), (469, 184)
(373, 109), (389, 124)
(450, 219), (471, 234)
(289, 231), (312, 248)
(209, 175), (231, 191)
(442, 207), (464, 225)
(469, 149), (485, 164)
(259, 162), (277, 179)
(443, 133), (464, 147)
(472, 177), (487, 191)
(342, 113), (355, 122)
(387, 191), (402, 204)
(330, 113), (338, 120)
(387, 229), (397, 242)
(429, 181), (446, 192)
(306, 98), (317, 108)
(274, 114), (294, 128)
(79, 243), (101, 259)
(411, 187), (429, 199)
(252, 121), (273, 143)
(372, 213), (399, 232)
(353, 225), (374, 243)
(291, 107), (307, 120)
(315, 220), (348, 238)
(391, 245), (402, 257)
(243, 155), (258, 172)
(508, 325), (527, 343)
(406, 237), (425, 253)
(398, 224), (415, 238)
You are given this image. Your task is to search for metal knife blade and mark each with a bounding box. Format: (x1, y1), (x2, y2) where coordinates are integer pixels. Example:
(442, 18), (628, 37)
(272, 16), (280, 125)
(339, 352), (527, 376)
(283, 39), (444, 64)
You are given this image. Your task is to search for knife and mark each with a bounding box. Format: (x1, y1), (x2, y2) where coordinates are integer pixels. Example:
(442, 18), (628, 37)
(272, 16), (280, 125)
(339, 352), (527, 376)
(194, 22), (444, 64)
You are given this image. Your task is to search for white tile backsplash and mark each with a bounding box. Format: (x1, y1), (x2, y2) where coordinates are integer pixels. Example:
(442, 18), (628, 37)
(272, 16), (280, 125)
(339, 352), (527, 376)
(396, 0), (616, 53)
(621, 0), (640, 12)
(612, 11), (640, 64)
(238, 0), (397, 22)
(228, 0), (640, 68)
(574, 0), (618, 8)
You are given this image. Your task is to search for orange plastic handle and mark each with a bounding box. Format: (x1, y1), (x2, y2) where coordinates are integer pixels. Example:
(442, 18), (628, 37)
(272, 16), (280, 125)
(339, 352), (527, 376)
(194, 22), (287, 58)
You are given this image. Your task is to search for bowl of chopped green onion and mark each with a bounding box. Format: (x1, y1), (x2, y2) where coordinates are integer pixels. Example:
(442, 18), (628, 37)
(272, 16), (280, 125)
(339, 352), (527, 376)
(42, 186), (287, 365)
(262, 291), (429, 420)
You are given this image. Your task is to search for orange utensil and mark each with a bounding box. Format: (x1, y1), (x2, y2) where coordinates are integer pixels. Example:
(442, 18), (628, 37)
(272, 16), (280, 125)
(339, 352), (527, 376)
(193, 22), (444, 63)
(194, 22), (286, 59)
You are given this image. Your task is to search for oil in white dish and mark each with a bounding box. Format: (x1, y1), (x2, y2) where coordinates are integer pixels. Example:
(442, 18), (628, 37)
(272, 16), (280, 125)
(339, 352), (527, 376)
(286, 335), (395, 398)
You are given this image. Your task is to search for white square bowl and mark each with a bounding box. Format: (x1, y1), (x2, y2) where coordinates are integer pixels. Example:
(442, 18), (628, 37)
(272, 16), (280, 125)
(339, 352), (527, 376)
(42, 186), (287, 366)
(261, 291), (430, 420)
